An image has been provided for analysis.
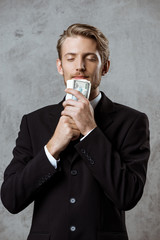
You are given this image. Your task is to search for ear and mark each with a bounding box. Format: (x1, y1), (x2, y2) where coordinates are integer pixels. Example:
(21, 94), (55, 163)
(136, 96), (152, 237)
(101, 60), (110, 76)
(56, 59), (64, 75)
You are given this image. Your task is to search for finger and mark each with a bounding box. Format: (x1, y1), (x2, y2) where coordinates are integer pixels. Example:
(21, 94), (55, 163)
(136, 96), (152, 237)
(71, 129), (81, 141)
(70, 122), (79, 130)
(60, 115), (73, 123)
(61, 108), (75, 119)
(65, 88), (88, 102)
(63, 99), (82, 108)
(60, 115), (79, 130)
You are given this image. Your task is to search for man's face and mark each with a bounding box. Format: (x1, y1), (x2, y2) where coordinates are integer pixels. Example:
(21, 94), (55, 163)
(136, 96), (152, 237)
(57, 36), (107, 99)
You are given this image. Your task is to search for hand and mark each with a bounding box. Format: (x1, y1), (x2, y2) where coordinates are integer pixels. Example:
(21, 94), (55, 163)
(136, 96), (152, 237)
(46, 116), (80, 159)
(62, 88), (97, 136)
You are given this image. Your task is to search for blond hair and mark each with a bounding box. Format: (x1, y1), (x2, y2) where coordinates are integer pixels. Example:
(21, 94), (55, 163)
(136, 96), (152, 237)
(57, 23), (110, 64)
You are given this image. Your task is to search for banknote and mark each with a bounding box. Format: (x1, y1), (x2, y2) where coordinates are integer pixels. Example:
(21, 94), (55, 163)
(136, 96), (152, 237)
(66, 79), (91, 100)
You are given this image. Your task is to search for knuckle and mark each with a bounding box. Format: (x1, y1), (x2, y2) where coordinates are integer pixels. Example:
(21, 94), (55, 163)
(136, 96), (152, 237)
(60, 116), (65, 121)
(79, 102), (85, 110)
(86, 99), (90, 105)
(85, 99), (89, 107)
(60, 116), (67, 123)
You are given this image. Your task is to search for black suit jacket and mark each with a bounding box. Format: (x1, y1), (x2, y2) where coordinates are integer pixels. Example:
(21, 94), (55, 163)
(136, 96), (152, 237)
(1, 92), (150, 240)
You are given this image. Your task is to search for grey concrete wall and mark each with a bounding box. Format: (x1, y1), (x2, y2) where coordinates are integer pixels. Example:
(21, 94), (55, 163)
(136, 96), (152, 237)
(0, 0), (159, 239)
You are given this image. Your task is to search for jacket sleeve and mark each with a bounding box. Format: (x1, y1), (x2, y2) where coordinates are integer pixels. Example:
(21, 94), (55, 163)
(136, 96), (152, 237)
(75, 112), (150, 211)
(1, 115), (59, 214)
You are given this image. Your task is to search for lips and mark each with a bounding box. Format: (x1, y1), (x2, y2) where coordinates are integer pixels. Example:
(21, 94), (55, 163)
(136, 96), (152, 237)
(72, 76), (88, 79)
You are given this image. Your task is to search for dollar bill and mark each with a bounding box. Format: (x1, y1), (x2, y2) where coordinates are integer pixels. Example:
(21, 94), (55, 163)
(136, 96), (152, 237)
(65, 79), (91, 100)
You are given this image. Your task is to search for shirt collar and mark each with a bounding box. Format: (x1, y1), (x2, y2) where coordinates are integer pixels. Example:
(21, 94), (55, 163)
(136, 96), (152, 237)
(90, 92), (102, 110)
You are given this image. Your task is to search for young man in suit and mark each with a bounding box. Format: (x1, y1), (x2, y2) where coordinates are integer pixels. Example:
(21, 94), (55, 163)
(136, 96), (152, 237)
(1, 23), (150, 240)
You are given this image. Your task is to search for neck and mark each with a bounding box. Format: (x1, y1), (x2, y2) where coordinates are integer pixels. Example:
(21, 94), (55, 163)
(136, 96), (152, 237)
(89, 88), (100, 101)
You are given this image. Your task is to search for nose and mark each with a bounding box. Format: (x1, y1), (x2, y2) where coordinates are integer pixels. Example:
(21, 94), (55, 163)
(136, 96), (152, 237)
(76, 58), (86, 72)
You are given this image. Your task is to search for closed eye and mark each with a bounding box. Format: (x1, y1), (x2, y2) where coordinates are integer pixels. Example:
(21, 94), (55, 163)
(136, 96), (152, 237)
(67, 58), (75, 61)
(86, 57), (97, 62)
(86, 54), (98, 62)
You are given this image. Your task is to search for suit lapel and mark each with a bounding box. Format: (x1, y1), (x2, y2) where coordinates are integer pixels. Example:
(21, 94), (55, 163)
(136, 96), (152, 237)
(94, 92), (115, 131)
(48, 99), (64, 134)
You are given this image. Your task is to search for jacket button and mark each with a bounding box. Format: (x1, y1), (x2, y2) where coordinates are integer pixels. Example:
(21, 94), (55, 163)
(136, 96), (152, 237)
(90, 159), (95, 165)
(81, 148), (86, 154)
(70, 226), (76, 232)
(70, 198), (76, 204)
(71, 170), (78, 176)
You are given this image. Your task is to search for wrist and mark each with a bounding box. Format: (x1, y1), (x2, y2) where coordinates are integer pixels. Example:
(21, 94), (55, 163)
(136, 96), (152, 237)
(46, 142), (61, 160)
(82, 124), (97, 136)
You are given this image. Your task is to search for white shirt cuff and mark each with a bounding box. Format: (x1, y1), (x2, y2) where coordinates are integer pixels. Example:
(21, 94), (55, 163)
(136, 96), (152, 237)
(44, 145), (60, 169)
(80, 128), (95, 141)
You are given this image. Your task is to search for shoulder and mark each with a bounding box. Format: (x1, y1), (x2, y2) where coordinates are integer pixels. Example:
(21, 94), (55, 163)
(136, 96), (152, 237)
(100, 92), (149, 127)
(27, 101), (63, 117)
(114, 102), (149, 128)
(21, 100), (63, 126)
(111, 103), (150, 134)
(101, 91), (148, 119)
(114, 102), (147, 118)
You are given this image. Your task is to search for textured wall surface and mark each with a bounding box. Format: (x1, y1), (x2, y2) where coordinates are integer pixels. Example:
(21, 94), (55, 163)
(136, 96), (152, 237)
(0, 0), (160, 239)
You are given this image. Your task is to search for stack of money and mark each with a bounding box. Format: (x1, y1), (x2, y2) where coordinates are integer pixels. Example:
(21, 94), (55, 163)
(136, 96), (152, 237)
(66, 79), (91, 100)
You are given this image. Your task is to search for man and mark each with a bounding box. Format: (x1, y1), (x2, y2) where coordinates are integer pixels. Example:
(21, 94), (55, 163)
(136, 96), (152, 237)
(1, 23), (150, 240)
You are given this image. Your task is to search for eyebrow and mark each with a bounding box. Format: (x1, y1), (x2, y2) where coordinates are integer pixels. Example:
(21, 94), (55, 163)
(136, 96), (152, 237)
(64, 52), (97, 57)
(64, 53), (76, 57)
